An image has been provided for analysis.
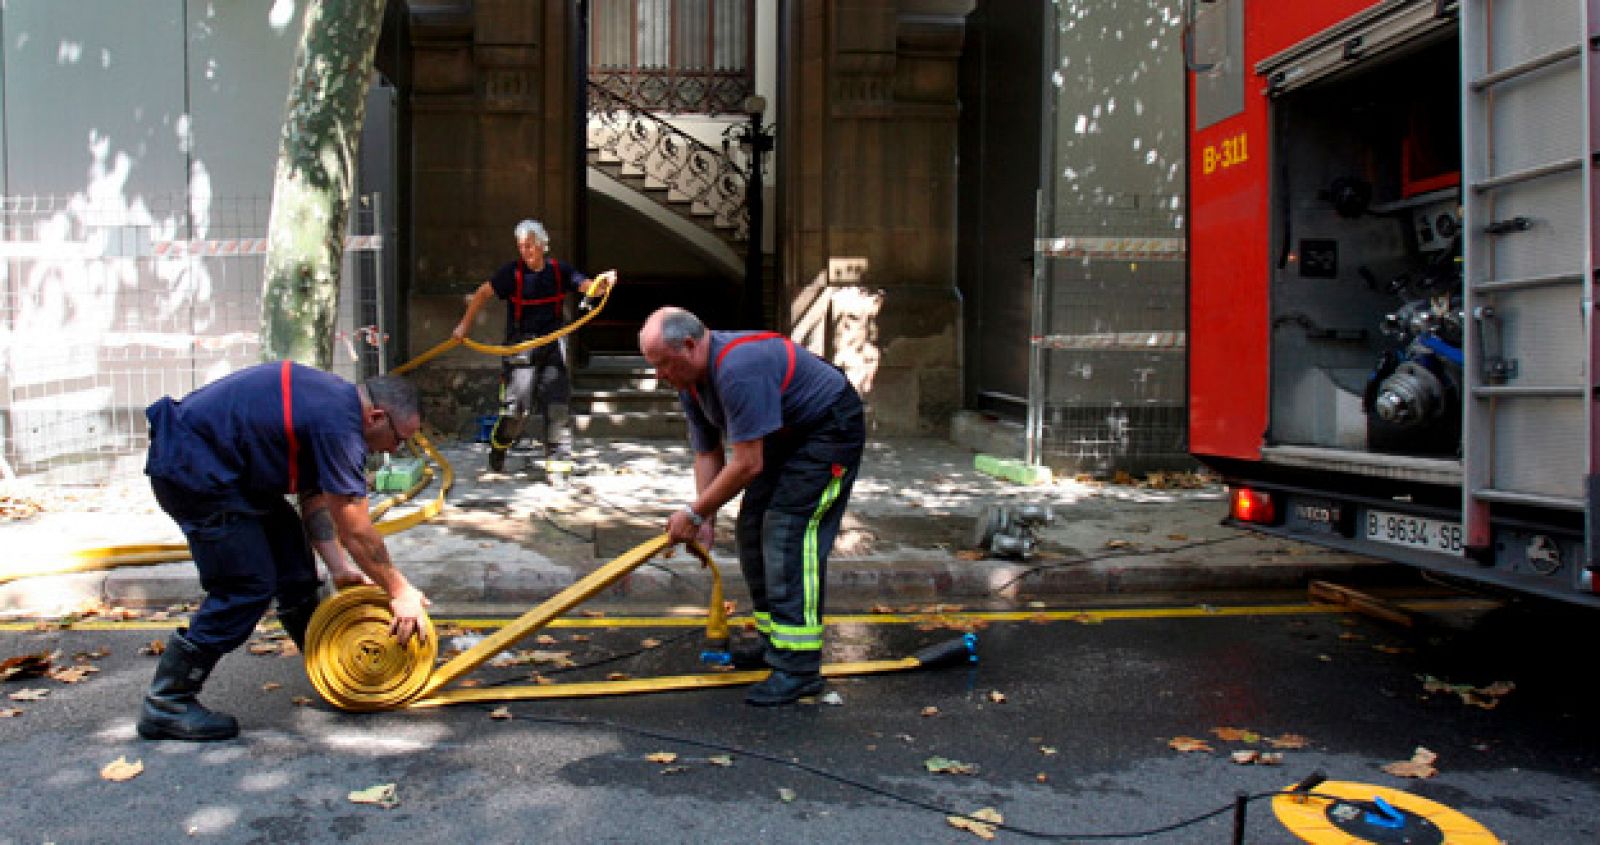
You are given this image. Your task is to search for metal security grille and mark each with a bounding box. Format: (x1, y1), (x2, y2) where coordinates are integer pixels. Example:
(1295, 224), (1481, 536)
(590, 0), (754, 114)
(0, 194), (386, 485)
(1032, 0), (1191, 477)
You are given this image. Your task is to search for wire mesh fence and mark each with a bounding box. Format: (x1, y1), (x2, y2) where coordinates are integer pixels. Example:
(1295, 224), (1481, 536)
(1033, 201), (1191, 475)
(0, 194), (386, 486)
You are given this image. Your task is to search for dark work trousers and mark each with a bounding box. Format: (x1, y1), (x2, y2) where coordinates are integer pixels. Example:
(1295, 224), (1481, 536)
(496, 338), (572, 457)
(149, 478), (320, 655)
(735, 388), (866, 674)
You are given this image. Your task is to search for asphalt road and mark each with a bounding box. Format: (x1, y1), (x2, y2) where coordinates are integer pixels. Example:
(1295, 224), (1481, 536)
(2, 591), (1597, 844)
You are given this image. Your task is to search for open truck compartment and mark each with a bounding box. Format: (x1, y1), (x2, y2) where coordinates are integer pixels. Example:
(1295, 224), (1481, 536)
(1188, 0), (1596, 604)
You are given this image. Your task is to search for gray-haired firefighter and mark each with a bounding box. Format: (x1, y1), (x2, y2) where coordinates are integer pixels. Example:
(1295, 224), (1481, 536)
(452, 218), (617, 475)
(639, 307), (866, 706)
(139, 363), (431, 740)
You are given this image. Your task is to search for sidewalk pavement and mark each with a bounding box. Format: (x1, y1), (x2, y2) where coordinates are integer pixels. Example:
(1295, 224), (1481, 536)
(0, 436), (1395, 618)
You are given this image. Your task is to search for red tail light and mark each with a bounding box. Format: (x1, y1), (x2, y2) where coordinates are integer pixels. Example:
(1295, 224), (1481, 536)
(1231, 488), (1276, 525)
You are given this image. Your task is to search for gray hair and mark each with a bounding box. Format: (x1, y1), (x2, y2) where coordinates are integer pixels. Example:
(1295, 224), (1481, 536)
(513, 219), (550, 248)
(659, 308), (706, 350)
(365, 375), (420, 422)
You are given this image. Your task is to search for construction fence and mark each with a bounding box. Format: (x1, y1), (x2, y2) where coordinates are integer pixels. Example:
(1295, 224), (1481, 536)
(0, 193), (388, 486)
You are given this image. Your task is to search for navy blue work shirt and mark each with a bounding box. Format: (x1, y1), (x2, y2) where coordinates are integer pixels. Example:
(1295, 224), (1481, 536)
(490, 258), (590, 341)
(679, 331), (851, 453)
(144, 362), (368, 504)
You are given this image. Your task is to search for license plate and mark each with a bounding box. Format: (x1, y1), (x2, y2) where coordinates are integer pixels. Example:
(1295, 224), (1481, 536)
(1363, 509), (1464, 556)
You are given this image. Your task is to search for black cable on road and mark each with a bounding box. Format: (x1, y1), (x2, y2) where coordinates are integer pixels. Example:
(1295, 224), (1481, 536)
(469, 703), (1311, 842)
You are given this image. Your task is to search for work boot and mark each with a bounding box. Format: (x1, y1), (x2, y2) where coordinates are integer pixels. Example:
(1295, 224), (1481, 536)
(488, 445), (507, 472)
(545, 404), (573, 465)
(729, 636), (767, 670)
(745, 669), (825, 707)
(276, 595), (321, 656)
(136, 630), (239, 741)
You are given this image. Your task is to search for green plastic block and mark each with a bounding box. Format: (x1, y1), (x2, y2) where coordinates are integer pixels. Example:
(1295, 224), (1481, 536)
(375, 458), (426, 492)
(973, 454), (1053, 486)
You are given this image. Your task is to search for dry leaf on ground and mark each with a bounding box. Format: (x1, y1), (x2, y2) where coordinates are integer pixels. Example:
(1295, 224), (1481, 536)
(535, 634), (558, 645)
(0, 653), (53, 681)
(1382, 747), (1438, 779)
(1268, 733), (1309, 749)
(0, 708), (22, 718)
(49, 666), (97, 684)
(948, 807), (1004, 840)
(1168, 736), (1213, 753)
(646, 752), (679, 764)
(347, 783), (398, 809)
(924, 756), (976, 775)
(954, 550), (987, 561)
(640, 638), (661, 649)
(8, 688), (49, 702)
(1211, 727), (1260, 743)
(607, 672), (630, 681)
(987, 690), (1006, 704)
(100, 756), (144, 782)
(291, 696), (313, 706)
(488, 707), (513, 720)
(708, 755), (733, 767)
(261, 682), (281, 692)
(777, 788), (796, 802)
(1231, 750), (1260, 765)
(920, 706), (940, 717)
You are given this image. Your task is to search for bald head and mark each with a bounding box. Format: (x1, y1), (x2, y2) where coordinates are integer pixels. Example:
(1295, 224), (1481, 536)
(639, 307), (709, 390)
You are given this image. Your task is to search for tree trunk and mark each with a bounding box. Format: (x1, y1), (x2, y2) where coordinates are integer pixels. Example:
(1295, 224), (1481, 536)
(259, 0), (386, 367)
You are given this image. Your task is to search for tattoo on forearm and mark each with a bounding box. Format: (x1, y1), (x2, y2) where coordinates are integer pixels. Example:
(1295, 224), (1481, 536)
(306, 508), (338, 543)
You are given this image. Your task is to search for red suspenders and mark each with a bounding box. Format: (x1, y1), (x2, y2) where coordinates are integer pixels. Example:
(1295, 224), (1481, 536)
(716, 332), (796, 390)
(280, 360), (299, 494)
(690, 332), (797, 404)
(510, 260), (565, 324)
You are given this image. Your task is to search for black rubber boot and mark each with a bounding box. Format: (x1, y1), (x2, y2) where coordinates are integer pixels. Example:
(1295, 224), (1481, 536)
(276, 596), (320, 655)
(745, 670), (825, 707)
(136, 630), (240, 741)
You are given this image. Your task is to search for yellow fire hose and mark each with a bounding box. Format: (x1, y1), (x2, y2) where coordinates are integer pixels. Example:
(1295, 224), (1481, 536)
(303, 533), (979, 711)
(3, 283), (614, 586)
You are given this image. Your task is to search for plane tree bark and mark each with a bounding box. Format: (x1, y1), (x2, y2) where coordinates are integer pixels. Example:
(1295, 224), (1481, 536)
(260, 0), (386, 367)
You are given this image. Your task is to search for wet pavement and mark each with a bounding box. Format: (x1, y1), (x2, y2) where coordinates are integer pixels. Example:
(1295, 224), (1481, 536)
(0, 592), (1594, 842)
(0, 435), (1395, 618)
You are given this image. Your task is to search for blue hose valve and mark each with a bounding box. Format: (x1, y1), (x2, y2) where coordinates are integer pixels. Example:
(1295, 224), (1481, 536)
(1363, 796), (1405, 830)
(963, 632), (979, 664)
(699, 650), (732, 666)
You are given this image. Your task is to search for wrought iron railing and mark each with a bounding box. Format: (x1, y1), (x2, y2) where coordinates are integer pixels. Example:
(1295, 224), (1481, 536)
(589, 0), (754, 115)
(586, 81), (750, 241)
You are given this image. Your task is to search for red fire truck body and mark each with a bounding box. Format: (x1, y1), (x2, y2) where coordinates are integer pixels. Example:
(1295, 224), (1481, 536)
(1187, 0), (1599, 604)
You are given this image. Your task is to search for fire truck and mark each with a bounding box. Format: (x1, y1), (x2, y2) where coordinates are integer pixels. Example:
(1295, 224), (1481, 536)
(1187, 0), (1600, 605)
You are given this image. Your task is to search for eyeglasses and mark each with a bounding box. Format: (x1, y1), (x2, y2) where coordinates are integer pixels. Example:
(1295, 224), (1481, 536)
(380, 409), (405, 446)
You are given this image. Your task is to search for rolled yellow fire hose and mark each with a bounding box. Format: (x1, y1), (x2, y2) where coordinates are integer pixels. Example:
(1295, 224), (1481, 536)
(305, 534), (722, 710)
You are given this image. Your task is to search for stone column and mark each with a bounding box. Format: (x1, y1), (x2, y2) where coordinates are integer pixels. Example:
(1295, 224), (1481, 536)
(405, 0), (576, 429)
(783, 0), (972, 436)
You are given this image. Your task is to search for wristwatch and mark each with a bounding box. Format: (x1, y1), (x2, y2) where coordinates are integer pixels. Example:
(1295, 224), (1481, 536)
(681, 506), (706, 527)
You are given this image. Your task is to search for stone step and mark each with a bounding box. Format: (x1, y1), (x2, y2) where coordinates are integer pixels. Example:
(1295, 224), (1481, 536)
(571, 387), (680, 416)
(572, 410), (686, 439)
